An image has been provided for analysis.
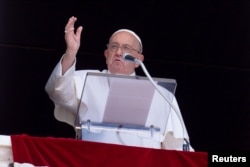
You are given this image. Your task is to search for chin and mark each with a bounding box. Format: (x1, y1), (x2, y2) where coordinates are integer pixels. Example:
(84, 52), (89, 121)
(109, 67), (123, 74)
(111, 71), (125, 75)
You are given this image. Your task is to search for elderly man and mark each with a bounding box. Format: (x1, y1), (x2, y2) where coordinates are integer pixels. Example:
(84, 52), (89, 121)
(45, 16), (193, 151)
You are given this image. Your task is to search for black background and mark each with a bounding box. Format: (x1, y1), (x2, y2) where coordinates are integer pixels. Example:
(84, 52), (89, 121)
(1, 1), (250, 152)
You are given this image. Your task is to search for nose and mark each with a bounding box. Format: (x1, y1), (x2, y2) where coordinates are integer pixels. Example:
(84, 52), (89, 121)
(115, 46), (123, 56)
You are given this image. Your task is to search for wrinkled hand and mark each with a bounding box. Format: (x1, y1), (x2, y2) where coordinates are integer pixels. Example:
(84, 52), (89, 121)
(64, 16), (83, 57)
(61, 16), (83, 74)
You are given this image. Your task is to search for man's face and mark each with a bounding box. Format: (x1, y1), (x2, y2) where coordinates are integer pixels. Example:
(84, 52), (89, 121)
(104, 31), (144, 75)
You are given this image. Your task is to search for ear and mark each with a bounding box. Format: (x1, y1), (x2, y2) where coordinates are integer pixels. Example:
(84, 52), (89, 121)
(104, 49), (108, 59)
(137, 53), (144, 62)
(134, 53), (144, 68)
(104, 49), (110, 65)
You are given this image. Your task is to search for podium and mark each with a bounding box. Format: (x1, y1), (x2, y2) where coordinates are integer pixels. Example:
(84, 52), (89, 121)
(7, 134), (208, 167)
(74, 72), (177, 148)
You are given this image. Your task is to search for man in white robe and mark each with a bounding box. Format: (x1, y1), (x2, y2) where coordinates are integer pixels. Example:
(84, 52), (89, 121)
(45, 16), (193, 151)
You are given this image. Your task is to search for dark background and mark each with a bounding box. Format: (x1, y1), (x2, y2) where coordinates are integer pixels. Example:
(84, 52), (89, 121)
(1, 1), (250, 152)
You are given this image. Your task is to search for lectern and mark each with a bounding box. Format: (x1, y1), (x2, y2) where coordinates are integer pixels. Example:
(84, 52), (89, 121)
(74, 72), (177, 148)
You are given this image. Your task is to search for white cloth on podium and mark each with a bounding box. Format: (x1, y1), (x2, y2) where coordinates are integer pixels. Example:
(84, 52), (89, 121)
(45, 57), (193, 151)
(0, 135), (13, 166)
(13, 162), (37, 167)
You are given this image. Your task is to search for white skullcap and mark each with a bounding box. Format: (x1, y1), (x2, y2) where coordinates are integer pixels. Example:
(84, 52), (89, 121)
(111, 29), (143, 53)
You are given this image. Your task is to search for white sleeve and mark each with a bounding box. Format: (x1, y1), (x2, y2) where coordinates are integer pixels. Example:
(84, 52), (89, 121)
(45, 55), (79, 112)
(45, 55), (101, 126)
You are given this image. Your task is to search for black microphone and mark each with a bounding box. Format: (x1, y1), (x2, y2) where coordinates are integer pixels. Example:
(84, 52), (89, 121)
(122, 53), (138, 63)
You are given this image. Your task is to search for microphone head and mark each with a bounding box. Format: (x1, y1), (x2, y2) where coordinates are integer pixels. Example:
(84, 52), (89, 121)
(122, 53), (136, 62)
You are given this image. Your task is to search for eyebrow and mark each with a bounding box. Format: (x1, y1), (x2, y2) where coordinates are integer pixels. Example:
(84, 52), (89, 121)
(109, 42), (132, 47)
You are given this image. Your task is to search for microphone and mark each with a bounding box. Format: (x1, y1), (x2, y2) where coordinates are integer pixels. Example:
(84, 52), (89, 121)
(122, 53), (140, 64)
(122, 52), (190, 151)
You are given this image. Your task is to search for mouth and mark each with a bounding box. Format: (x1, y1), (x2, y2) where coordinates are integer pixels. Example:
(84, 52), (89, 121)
(114, 58), (123, 62)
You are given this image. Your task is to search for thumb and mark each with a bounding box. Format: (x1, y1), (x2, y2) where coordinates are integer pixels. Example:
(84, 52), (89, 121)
(76, 26), (83, 38)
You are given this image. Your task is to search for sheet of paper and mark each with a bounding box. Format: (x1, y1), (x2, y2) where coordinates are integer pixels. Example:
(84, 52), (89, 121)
(103, 78), (155, 126)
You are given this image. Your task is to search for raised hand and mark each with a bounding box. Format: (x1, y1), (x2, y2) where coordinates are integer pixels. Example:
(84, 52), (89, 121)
(62, 16), (83, 74)
(64, 16), (83, 57)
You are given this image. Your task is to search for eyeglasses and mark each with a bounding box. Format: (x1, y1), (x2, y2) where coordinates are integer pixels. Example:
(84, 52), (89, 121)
(107, 43), (140, 54)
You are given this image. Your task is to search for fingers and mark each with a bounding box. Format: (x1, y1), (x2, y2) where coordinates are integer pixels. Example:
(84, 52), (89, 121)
(76, 26), (83, 38)
(64, 16), (83, 42)
(64, 16), (77, 33)
(64, 27), (74, 33)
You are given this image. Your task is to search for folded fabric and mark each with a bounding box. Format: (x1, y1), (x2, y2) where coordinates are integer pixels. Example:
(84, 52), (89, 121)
(11, 134), (207, 167)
